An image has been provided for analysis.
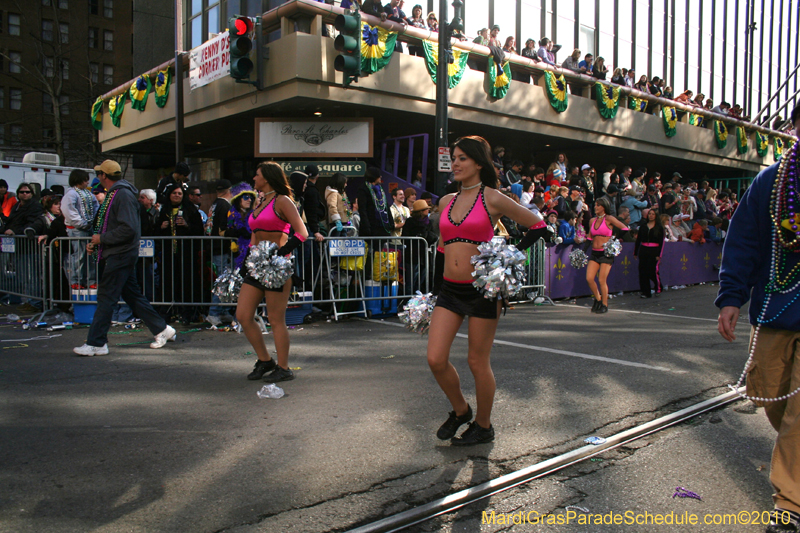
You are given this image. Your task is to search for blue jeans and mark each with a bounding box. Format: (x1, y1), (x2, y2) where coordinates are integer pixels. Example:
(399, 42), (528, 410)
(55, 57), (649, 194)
(87, 253), (166, 347)
(208, 254), (231, 317)
(66, 228), (95, 286)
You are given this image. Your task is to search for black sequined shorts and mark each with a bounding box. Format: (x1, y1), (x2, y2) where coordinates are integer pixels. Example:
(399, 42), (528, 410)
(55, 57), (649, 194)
(434, 279), (500, 319)
(588, 249), (614, 265)
(242, 269), (288, 293)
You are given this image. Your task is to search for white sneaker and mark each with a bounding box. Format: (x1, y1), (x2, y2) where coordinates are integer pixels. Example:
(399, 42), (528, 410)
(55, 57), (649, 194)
(150, 325), (177, 349)
(73, 344), (109, 357)
(206, 315), (222, 326)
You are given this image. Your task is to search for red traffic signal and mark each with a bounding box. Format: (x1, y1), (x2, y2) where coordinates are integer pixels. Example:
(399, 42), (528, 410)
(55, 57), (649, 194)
(232, 16), (254, 37)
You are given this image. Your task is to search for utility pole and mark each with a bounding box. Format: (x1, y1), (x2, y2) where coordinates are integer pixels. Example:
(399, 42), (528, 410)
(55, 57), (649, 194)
(433, 0), (463, 197)
(174, 0), (185, 163)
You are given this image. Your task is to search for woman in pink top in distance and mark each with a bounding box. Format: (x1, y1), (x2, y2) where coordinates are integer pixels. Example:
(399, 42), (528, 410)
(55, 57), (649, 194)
(238, 162), (309, 383)
(428, 136), (550, 446)
(586, 197), (628, 314)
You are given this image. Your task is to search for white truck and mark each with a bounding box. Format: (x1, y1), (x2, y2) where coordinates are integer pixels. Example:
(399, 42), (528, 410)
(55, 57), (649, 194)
(0, 153), (94, 193)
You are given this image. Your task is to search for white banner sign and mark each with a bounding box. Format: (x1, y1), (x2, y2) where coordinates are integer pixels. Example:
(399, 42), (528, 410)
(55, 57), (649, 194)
(437, 147), (452, 172)
(255, 118), (373, 157)
(189, 32), (230, 91)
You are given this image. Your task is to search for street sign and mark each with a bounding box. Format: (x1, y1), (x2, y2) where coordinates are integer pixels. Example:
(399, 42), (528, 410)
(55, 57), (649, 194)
(437, 147), (452, 172)
(189, 32), (231, 90)
(278, 161), (366, 178)
(1, 237), (14, 253)
(139, 239), (155, 258)
(328, 238), (366, 257)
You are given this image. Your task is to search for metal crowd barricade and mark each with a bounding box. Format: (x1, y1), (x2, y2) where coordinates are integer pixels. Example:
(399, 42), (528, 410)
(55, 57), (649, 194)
(48, 236), (239, 312)
(0, 235), (48, 313)
(509, 239), (553, 305)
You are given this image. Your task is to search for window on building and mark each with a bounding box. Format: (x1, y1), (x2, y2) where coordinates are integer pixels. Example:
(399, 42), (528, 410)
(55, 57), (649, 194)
(0, 88), (4, 109)
(59, 95), (69, 114)
(43, 129), (54, 149)
(90, 62), (99, 83)
(59, 0), (68, 8)
(189, 1), (221, 49)
(42, 20), (54, 41)
(11, 125), (22, 146)
(103, 64), (113, 85)
(9, 51), (21, 74)
(104, 30), (113, 51)
(43, 94), (53, 114)
(88, 27), (98, 48)
(9, 13), (21, 36)
(89, 0), (98, 15)
(104, 0), (113, 18)
(59, 23), (68, 43)
(10, 88), (22, 110)
(43, 57), (54, 78)
(61, 59), (69, 79)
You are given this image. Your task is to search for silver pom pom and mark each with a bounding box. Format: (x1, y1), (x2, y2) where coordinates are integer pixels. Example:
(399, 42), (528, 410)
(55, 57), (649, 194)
(470, 241), (528, 300)
(212, 267), (243, 303)
(569, 249), (589, 269)
(244, 240), (296, 289)
(398, 291), (437, 334)
(603, 237), (622, 257)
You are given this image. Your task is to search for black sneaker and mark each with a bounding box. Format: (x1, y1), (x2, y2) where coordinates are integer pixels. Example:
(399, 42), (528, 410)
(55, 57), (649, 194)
(263, 366), (294, 383)
(766, 509), (800, 533)
(247, 359), (276, 380)
(591, 299), (601, 312)
(597, 304), (608, 314)
(451, 421), (495, 446)
(436, 405), (473, 440)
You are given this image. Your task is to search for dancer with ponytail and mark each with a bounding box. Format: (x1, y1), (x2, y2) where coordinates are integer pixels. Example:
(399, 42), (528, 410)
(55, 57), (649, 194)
(240, 162), (309, 382)
(427, 136), (551, 446)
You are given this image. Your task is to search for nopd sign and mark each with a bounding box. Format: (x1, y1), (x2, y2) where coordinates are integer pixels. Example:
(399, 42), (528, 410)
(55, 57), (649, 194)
(278, 161), (366, 178)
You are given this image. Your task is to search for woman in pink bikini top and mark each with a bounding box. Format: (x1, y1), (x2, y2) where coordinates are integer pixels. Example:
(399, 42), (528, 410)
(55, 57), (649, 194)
(586, 197), (628, 314)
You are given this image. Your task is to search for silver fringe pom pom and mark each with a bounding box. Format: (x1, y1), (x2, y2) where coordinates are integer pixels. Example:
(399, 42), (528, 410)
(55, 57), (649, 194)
(569, 248), (589, 269)
(470, 241), (528, 300)
(212, 267), (243, 303)
(244, 240), (296, 289)
(603, 237), (622, 257)
(398, 291), (437, 334)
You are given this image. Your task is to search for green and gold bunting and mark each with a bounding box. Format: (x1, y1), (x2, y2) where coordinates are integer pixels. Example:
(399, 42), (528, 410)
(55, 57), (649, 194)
(154, 68), (171, 108)
(91, 97), (103, 130)
(689, 113), (705, 127)
(627, 96), (647, 112)
(662, 106), (677, 138)
(756, 131), (769, 157)
(108, 92), (126, 128)
(421, 40), (469, 88)
(713, 120), (728, 149)
(595, 83), (620, 119)
(488, 60), (511, 100)
(736, 126), (748, 154)
(544, 71), (567, 112)
(775, 137), (785, 161)
(129, 74), (151, 111)
(361, 23), (398, 75)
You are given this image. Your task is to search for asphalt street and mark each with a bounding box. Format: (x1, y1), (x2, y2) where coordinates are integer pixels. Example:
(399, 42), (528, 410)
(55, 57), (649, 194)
(0, 284), (779, 532)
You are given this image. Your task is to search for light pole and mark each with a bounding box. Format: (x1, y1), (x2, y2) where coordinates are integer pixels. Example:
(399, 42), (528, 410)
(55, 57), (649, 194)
(433, 0), (463, 197)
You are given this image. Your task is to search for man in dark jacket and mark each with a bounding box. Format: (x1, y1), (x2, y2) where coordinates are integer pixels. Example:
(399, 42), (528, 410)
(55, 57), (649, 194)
(356, 167), (394, 237)
(73, 159), (176, 357)
(3, 183), (45, 237)
(717, 105), (800, 533)
(303, 165), (326, 242)
(156, 161), (191, 206)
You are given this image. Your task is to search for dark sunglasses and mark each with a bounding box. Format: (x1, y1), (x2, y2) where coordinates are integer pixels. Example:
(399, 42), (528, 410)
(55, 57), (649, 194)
(19, 190), (32, 194)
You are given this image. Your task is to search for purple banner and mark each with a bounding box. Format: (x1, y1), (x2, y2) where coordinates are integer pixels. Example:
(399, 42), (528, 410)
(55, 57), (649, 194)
(545, 242), (723, 299)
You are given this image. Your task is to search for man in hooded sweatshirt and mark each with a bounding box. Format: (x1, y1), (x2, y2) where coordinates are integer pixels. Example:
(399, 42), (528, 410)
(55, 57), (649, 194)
(73, 159), (176, 357)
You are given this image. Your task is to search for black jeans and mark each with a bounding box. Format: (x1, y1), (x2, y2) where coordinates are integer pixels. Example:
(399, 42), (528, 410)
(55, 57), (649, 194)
(87, 252), (166, 347)
(637, 247), (662, 297)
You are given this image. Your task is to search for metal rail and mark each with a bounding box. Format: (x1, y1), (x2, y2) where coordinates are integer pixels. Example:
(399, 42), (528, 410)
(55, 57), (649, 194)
(346, 387), (745, 533)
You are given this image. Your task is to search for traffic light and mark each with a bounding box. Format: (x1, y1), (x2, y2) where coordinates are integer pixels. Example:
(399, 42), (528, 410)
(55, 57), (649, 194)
(229, 16), (255, 82)
(334, 12), (362, 87)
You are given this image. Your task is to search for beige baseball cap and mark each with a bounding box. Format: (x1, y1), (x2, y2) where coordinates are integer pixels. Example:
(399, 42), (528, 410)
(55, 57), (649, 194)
(94, 159), (122, 176)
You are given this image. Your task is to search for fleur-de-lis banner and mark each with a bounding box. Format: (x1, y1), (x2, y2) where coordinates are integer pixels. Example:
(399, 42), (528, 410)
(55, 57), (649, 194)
(662, 106), (677, 138)
(421, 40), (469, 89)
(544, 71), (567, 112)
(361, 23), (398, 75)
(154, 68), (171, 108)
(713, 120), (728, 149)
(108, 92), (126, 127)
(91, 97), (103, 131)
(594, 83), (620, 119)
(129, 74), (151, 111)
(488, 60), (511, 100)
(756, 131), (769, 157)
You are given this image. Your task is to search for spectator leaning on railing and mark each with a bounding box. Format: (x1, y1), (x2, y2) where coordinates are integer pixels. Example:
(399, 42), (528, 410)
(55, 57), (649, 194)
(61, 169), (99, 290)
